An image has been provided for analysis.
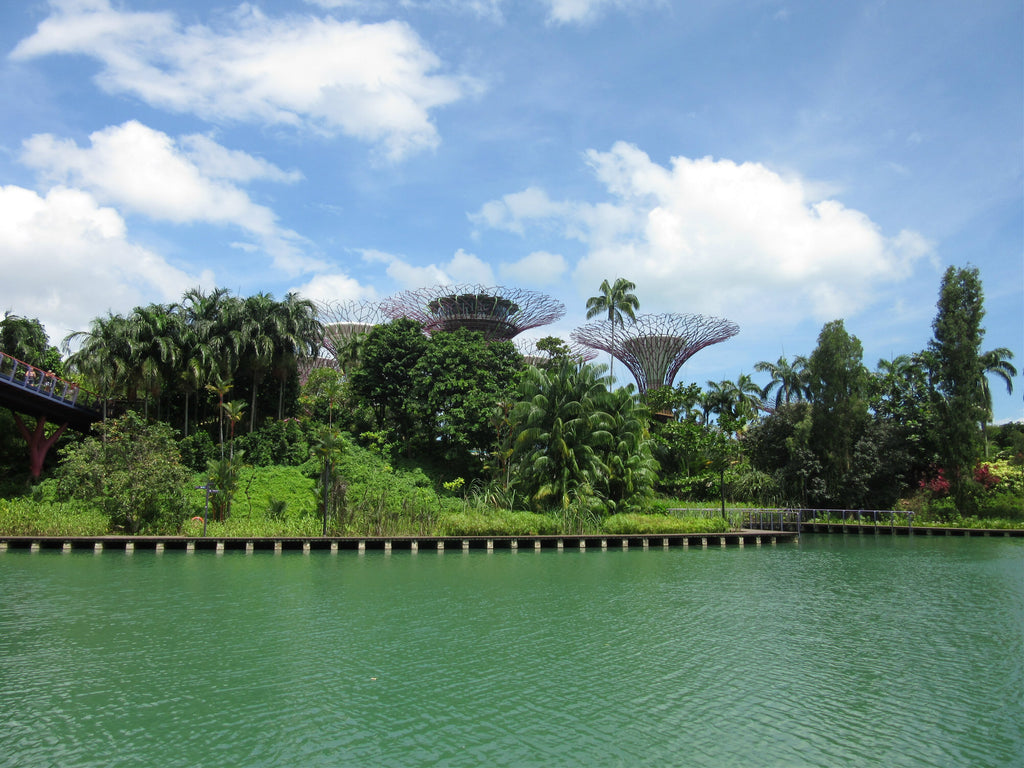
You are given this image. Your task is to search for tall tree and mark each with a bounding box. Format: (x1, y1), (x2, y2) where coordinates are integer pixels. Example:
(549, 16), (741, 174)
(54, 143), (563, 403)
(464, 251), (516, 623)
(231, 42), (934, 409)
(806, 319), (870, 506)
(270, 292), (322, 420)
(63, 312), (134, 419)
(410, 328), (522, 471)
(585, 278), (639, 383)
(928, 266), (986, 512)
(349, 319), (430, 449)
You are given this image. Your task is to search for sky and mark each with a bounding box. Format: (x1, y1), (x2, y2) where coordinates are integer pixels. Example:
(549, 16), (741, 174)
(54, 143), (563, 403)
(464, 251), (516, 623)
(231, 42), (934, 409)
(1, 0), (1021, 422)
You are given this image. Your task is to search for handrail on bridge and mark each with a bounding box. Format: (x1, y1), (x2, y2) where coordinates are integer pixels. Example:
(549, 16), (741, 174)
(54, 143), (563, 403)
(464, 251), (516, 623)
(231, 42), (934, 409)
(0, 350), (101, 412)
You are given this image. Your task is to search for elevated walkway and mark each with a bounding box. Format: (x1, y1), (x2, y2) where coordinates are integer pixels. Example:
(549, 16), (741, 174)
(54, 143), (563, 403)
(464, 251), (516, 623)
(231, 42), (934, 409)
(0, 351), (102, 430)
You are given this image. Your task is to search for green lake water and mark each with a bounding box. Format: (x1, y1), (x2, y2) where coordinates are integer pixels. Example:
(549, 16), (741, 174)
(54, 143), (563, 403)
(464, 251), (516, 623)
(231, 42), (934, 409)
(1, 534), (1022, 767)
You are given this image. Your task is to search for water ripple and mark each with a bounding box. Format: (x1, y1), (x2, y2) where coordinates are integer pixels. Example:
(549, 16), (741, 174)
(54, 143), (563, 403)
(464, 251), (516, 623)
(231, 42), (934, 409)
(1, 536), (1022, 767)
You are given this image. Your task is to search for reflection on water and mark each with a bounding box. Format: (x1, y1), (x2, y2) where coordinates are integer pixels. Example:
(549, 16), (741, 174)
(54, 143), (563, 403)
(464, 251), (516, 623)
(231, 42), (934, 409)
(1, 535), (1022, 767)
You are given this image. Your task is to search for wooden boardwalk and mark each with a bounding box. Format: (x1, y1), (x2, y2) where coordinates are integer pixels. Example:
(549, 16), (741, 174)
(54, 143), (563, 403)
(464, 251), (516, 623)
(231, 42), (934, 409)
(0, 530), (796, 554)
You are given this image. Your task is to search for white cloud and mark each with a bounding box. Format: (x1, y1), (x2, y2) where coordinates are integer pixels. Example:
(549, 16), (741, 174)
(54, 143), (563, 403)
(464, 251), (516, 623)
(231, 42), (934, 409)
(20, 120), (316, 273)
(12, 0), (470, 160)
(0, 184), (207, 344)
(361, 247), (495, 288)
(499, 250), (568, 285)
(474, 141), (932, 326)
(469, 186), (577, 236)
(292, 272), (377, 305)
(543, 0), (655, 25)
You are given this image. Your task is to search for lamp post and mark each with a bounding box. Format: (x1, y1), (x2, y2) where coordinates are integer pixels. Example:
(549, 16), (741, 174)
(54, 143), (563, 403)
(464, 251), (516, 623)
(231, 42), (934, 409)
(195, 483), (219, 537)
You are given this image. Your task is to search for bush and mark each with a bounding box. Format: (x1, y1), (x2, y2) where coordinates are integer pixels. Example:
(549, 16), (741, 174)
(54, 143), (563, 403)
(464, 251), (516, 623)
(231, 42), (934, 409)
(56, 413), (196, 534)
(234, 419), (310, 466)
(179, 429), (217, 472)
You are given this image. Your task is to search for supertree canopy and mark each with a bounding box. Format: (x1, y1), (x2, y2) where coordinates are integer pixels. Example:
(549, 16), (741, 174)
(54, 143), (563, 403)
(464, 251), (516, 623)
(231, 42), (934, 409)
(381, 285), (565, 342)
(309, 299), (387, 377)
(571, 313), (739, 393)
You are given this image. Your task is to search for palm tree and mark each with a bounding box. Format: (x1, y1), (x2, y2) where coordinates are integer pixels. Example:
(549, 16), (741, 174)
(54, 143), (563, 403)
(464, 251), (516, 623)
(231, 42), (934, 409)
(222, 399), (246, 459)
(179, 287), (238, 429)
(510, 360), (611, 511)
(704, 375), (762, 432)
(235, 292), (280, 432)
(754, 355), (809, 410)
(205, 378), (233, 458)
(0, 312), (50, 367)
(127, 303), (180, 419)
(979, 347), (1017, 456)
(585, 278), (639, 384)
(593, 385), (658, 509)
(270, 292), (322, 420)
(63, 312), (134, 421)
(311, 427), (346, 535)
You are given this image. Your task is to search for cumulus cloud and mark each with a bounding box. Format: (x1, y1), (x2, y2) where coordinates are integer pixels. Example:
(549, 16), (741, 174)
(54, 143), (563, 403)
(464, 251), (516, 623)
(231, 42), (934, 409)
(499, 250), (568, 285)
(473, 141), (931, 325)
(362, 247), (496, 288)
(291, 272), (377, 305)
(11, 0), (470, 160)
(0, 184), (207, 344)
(20, 120), (316, 273)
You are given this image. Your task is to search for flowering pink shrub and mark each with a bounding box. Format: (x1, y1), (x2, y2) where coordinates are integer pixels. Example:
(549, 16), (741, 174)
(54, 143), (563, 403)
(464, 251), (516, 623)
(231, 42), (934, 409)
(973, 463), (1001, 490)
(919, 468), (950, 496)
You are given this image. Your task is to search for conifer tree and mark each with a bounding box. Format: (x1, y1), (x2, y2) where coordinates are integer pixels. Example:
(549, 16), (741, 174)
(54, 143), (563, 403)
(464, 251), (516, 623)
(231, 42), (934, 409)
(928, 265), (986, 513)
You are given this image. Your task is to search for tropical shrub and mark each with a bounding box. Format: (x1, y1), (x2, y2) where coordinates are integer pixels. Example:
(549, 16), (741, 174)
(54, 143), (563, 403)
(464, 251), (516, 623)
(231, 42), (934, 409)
(56, 412), (195, 534)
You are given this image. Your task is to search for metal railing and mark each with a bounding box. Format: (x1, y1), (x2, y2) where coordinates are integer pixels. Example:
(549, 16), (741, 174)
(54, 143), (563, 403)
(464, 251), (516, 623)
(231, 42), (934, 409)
(0, 350), (102, 412)
(667, 507), (916, 534)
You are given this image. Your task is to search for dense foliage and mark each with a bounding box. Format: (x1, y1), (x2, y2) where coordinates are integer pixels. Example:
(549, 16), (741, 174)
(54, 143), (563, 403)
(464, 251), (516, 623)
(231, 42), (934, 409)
(0, 269), (1020, 535)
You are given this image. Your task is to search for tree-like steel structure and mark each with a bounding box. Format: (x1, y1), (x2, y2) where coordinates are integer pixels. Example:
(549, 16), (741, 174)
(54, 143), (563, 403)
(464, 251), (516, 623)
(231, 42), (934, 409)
(302, 300), (388, 380)
(316, 300), (387, 358)
(381, 285), (565, 341)
(571, 313), (739, 393)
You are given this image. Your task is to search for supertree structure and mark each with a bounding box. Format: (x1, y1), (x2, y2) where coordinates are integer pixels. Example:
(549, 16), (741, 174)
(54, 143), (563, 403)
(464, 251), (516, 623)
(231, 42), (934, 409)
(308, 299), (388, 378)
(381, 285), (565, 342)
(571, 313), (739, 393)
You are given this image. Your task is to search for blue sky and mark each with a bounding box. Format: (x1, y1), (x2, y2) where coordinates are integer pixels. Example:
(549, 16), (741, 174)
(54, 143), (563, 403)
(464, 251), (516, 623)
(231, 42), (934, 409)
(2, 0), (1021, 421)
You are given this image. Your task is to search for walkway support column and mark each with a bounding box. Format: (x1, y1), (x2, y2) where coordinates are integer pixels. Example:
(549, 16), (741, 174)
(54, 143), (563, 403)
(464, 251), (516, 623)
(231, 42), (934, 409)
(12, 414), (68, 479)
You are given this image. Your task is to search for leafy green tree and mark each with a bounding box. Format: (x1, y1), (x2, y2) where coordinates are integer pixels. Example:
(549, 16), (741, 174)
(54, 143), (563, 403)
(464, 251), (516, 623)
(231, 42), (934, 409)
(805, 320), (871, 506)
(57, 412), (192, 533)
(745, 402), (822, 507)
(350, 319), (430, 449)
(410, 329), (522, 471)
(270, 292), (322, 420)
(869, 354), (940, 487)
(127, 303), (180, 419)
(585, 278), (639, 383)
(300, 367), (346, 426)
(928, 266), (986, 512)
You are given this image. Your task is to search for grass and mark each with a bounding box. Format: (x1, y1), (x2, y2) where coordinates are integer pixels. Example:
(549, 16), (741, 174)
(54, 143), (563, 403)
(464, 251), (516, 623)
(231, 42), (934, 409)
(0, 497), (109, 536)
